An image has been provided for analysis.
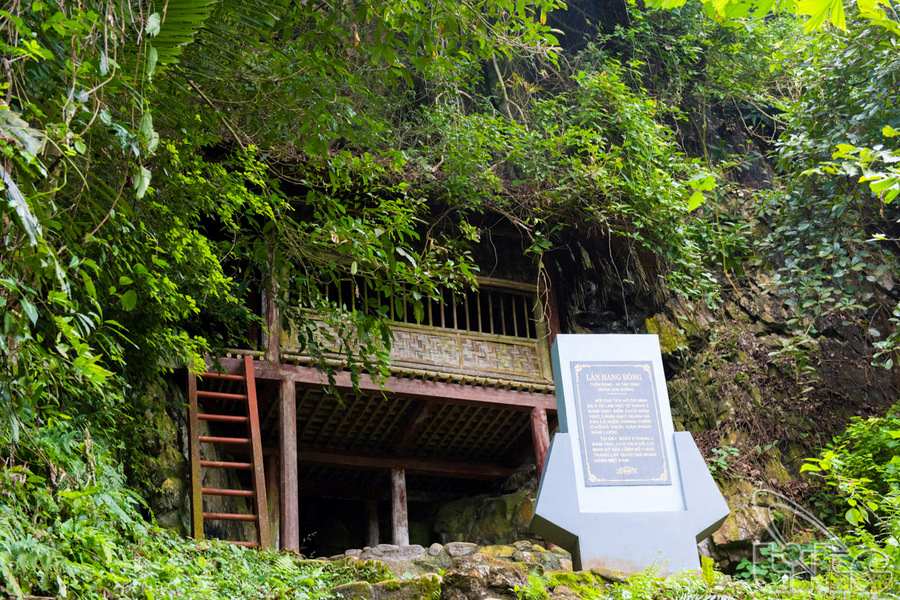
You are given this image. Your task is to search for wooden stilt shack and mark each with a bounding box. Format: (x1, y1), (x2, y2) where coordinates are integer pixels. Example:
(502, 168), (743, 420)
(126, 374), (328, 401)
(187, 276), (559, 551)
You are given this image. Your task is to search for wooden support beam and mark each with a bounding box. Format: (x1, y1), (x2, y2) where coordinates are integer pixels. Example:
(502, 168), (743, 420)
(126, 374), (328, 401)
(297, 478), (465, 503)
(279, 378), (300, 552)
(264, 453), (280, 550)
(245, 356), (272, 549)
(391, 468), (409, 546)
(393, 401), (434, 453)
(366, 500), (380, 547)
(531, 406), (550, 481)
(187, 372), (204, 540)
(301, 448), (516, 480)
(214, 358), (555, 411)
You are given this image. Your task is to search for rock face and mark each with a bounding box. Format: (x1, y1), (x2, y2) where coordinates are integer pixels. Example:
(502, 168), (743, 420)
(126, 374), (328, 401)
(434, 489), (535, 545)
(135, 380), (191, 535)
(710, 479), (774, 566)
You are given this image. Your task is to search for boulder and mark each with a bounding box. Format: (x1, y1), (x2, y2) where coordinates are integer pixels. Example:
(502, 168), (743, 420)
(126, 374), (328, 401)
(333, 575), (442, 600)
(446, 542), (478, 557)
(349, 545), (430, 577)
(440, 560), (526, 600)
(328, 540), (573, 588)
(333, 581), (375, 599)
(550, 585), (581, 599)
(710, 479), (773, 567)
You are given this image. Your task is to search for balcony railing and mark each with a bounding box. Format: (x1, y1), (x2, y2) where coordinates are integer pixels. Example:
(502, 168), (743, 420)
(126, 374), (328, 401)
(278, 278), (553, 387)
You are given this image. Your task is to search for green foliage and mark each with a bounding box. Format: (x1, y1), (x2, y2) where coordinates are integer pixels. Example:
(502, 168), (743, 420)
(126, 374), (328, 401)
(734, 541), (832, 583)
(802, 406), (900, 527)
(150, 0), (220, 69)
(647, 0), (899, 35)
(412, 55), (719, 299)
(600, 3), (802, 151)
(760, 19), (899, 362)
(799, 405), (900, 583)
(0, 0), (561, 453)
(2, 0), (899, 596)
(516, 565), (895, 599)
(592, 4), (799, 285)
(707, 444), (741, 478)
(515, 572), (551, 600)
(0, 419), (387, 598)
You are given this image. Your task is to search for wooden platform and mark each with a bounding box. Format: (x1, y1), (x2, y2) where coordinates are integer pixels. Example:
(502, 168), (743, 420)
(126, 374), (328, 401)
(203, 356), (555, 550)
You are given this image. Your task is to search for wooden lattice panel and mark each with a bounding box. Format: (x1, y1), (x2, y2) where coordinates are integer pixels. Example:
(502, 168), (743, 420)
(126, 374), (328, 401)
(284, 322), (551, 385)
(298, 387), (412, 453)
(460, 337), (542, 374)
(413, 403), (530, 461)
(279, 278), (553, 388)
(296, 386), (531, 463)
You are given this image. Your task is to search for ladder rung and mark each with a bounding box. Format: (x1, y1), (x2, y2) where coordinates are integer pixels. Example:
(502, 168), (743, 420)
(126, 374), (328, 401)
(200, 372), (245, 382)
(231, 540), (258, 548)
(199, 435), (250, 445)
(197, 390), (247, 401)
(202, 487), (255, 497)
(200, 460), (252, 469)
(198, 413), (248, 423)
(203, 512), (258, 522)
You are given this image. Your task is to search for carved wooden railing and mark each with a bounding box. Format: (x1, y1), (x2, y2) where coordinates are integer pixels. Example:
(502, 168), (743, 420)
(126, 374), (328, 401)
(277, 278), (553, 387)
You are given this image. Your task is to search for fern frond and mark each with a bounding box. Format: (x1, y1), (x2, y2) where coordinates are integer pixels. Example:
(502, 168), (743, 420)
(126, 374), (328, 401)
(153, 0), (220, 68)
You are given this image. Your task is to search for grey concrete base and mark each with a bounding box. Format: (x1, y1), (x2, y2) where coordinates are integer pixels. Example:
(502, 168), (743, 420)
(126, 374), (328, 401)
(531, 431), (729, 576)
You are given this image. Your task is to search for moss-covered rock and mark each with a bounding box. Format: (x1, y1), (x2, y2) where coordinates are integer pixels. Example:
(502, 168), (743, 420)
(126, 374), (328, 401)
(644, 313), (688, 354)
(434, 489), (534, 544)
(711, 479), (772, 567)
(135, 381), (190, 535)
(333, 581), (375, 599)
(479, 544), (517, 560)
(334, 575), (442, 600)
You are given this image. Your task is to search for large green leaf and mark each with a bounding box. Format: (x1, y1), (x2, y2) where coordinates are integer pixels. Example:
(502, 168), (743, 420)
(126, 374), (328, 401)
(151, 0), (220, 68)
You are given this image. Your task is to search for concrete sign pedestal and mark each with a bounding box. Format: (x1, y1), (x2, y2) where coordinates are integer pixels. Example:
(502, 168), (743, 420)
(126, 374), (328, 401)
(531, 334), (728, 575)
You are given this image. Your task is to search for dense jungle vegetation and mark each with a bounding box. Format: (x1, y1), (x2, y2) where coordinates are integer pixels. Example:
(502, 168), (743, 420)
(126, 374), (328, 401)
(1, 0), (899, 597)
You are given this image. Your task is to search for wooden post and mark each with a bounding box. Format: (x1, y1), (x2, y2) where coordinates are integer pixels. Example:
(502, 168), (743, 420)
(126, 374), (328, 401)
(265, 453), (281, 550)
(390, 467), (409, 546)
(531, 407), (550, 481)
(245, 356), (272, 549)
(279, 378), (300, 552)
(366, 500), (380, 547)
(186, 372), (204, 539)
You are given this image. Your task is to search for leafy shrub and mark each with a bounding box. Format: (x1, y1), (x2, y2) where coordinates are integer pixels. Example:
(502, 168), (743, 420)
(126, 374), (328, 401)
(0, 420), (383, 598)
(803, 406), (900, 525)
(760, 21), (900, 360)
(802, 405), (900, 575)
(416, 56), (719, 300)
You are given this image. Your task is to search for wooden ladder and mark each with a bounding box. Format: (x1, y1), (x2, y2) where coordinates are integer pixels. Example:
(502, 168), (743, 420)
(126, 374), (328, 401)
(187, 355), (270, 548)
